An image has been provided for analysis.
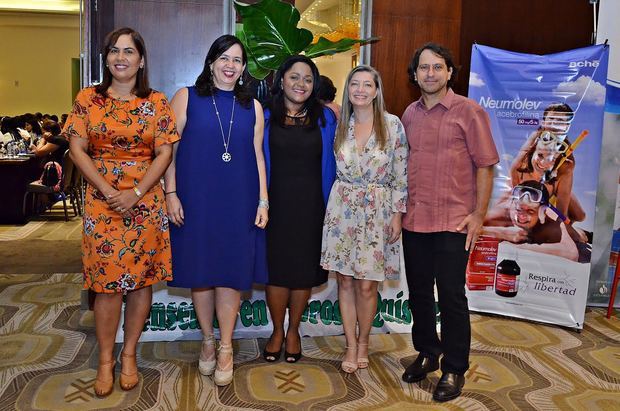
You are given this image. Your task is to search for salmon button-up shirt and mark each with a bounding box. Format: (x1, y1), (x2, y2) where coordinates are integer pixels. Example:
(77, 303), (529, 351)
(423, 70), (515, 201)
(401, 89), (499, 233)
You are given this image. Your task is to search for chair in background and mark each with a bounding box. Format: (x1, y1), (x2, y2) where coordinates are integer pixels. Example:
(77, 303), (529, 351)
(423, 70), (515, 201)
(64, 158), (83, 216)
(22, 149), (79, 221)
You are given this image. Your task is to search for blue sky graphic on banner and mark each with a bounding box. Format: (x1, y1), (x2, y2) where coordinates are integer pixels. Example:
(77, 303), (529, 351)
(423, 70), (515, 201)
(466, 44), (609, 329)
(470, 44), (608, 233)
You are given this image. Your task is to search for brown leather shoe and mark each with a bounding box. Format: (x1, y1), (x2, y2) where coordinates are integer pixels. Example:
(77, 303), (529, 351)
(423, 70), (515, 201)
(433, 372), (465, 402)
(402, 354), (439, 383)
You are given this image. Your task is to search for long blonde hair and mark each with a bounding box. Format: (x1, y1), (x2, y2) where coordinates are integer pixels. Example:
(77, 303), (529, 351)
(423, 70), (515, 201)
(334, 65), (388, 153)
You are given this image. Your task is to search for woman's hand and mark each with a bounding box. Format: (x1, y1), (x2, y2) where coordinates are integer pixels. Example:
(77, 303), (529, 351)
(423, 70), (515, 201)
(387, 213), (402, 244)
(166, 193), (184, 227)
(255, 207), (268, 229)
(106, 190), (140, 215)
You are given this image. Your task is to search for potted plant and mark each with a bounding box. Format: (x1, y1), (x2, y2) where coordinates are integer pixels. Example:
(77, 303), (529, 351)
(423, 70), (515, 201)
(234, 0), (377, 80)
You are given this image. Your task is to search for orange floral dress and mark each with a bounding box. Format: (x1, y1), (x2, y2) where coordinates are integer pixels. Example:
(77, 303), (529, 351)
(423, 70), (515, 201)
(63, 87), (180, 293)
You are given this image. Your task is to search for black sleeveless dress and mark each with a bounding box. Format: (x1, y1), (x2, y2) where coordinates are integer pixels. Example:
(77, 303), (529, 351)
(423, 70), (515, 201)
(266, 120), (328, 288)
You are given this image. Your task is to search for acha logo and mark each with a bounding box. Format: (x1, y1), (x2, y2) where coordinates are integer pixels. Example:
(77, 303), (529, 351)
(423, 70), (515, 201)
(568, 60), (599, 68)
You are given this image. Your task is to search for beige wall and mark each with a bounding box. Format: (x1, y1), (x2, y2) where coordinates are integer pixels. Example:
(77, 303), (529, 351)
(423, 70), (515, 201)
(314, 50), (355, 108)
(0, 11), (79, 117)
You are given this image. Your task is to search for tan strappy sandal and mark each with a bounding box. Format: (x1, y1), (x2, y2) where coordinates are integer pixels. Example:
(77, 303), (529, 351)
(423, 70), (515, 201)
(357, 342), (369, 369)
(198, 334), (216, 376)
(214, 342), (234, 386)
(341, 345), (358, 374)
(119, 352), (139, 391)
(94, 358), (115, 397)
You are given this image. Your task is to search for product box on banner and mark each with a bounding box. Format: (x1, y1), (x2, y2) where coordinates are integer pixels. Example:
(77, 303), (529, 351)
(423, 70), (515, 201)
(467, 242), (589, 328)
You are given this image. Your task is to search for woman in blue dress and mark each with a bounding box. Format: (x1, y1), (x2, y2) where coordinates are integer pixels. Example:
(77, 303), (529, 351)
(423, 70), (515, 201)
(164, 35), (268, 386)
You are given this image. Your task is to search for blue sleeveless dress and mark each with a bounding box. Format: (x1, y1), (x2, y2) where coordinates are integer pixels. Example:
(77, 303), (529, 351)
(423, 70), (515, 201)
(168, 87), (267, 290)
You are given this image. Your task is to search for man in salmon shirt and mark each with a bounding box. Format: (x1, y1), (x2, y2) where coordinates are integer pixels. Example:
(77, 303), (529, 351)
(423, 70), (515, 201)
(400, 42), (499, 402)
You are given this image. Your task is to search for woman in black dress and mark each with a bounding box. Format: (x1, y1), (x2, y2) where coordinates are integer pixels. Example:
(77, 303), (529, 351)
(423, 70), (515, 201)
(263, 55), (337, 362)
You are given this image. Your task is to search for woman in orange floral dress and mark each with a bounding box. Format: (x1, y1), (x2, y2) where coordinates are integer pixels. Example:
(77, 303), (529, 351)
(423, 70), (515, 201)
(64, 27), (179, 398)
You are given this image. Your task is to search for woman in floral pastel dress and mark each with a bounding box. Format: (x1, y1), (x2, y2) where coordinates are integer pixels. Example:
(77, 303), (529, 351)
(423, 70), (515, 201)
(321, 65), (408, 373)
(65, 28), (179, 397)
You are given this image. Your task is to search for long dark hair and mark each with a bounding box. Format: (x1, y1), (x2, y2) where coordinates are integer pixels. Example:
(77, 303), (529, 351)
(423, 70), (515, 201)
(195, 34), (252, 107)
(516, 129), (574, 181)
(95, 27), (151, 98)
(268, 55), (324, 128)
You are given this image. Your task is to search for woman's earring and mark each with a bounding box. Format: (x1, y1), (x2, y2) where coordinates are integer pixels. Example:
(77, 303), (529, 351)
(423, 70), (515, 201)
(238, 77), (244, 86)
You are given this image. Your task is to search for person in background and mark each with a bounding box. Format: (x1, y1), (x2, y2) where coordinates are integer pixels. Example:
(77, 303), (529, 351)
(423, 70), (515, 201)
(262, 55), (337, 363)
(321, 65), (408, 374)
(31, 119), (69, 165)
(65, 27), (179, 398)
(317, 75), (341, 122)
(24, 114), (43, 144)
(164, 34), (268, 386)
(400, 42), (499, 402)
(59, 113), (69, 129)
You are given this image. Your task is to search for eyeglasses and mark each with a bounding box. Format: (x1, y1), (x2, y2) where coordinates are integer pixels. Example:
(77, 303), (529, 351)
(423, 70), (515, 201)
(511, 185), (544, 204)
(417, 64), (446, 73)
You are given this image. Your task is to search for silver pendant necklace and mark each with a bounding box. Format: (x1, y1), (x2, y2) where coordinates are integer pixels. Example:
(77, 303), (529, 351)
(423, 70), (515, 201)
(212, 94), (235, 162)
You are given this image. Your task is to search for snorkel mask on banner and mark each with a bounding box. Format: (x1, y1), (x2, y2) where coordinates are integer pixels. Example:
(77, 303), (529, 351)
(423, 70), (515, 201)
(511, 183), (568, 224)
(533, 131), (569, 182)
(541, 112), (574, 138)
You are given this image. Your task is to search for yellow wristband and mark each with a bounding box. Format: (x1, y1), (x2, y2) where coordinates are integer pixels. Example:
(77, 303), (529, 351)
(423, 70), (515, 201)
(133, 187), (142, 198)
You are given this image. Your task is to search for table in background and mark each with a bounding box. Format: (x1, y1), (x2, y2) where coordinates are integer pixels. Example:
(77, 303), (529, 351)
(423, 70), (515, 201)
(0, 155), (41, 224)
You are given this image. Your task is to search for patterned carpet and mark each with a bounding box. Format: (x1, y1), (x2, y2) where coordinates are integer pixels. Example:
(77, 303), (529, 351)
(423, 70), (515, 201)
(0, 207), (82, 274)
(0, 273), (619, 410)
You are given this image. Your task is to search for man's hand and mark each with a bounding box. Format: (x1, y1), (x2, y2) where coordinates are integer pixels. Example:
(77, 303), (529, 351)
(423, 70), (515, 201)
(456, 210), (484, 251)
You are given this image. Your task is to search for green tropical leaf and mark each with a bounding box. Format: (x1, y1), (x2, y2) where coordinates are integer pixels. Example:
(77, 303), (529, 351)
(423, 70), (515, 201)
(236, 24), (271, 80)
(304, 36), (380, 59)
(234, 0), (313, 70)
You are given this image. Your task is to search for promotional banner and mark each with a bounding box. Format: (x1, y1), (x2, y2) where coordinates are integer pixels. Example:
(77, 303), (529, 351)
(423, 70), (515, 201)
(116, 274), (413, 342)
(588, 0), (620, 308)
(466, 44), (609, 329)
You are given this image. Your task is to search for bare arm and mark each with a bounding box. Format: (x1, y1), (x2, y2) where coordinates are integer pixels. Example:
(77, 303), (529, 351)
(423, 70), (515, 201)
(481, 225), (529, 243)
(254, 99), (268, 229)
(163, 88), (188, 226)
(456, 165), (495, 250)
(510, 132), (537, 185)
(106, 143), (173, 213)
(514, 224), (578, 261)
(553, 161), (575, 218)
(69, 137), (117, 198)
(32, 141), (60, 158)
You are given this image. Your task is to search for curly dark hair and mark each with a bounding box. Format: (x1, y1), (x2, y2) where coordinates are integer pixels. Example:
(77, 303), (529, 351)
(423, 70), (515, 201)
(268, 55), (325, 128)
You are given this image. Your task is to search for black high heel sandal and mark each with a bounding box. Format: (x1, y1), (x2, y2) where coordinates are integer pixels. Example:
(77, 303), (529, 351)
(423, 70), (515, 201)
(263, 347), (282, 362)
(284, 350), (302, 363)
(284, 335), (302, 363)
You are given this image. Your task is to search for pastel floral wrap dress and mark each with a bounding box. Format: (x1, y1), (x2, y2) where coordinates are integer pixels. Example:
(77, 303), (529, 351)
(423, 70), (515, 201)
(64, 87), (180, 293)
(321, 112), (408, 281)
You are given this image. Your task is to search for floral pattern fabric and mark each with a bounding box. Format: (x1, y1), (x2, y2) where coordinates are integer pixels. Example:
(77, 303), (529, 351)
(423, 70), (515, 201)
(321, 112), (408, 281)
(64, 87), (180, 293)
